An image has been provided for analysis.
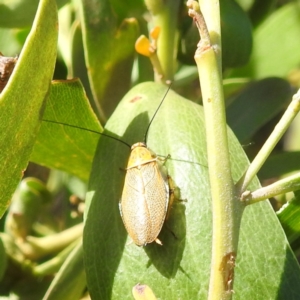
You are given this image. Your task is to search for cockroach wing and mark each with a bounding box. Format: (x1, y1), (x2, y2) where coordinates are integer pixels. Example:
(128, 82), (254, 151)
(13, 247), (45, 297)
(119, 161), (169, 246)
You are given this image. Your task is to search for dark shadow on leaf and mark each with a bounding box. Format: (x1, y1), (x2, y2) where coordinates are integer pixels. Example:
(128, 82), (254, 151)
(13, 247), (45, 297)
(144, 189), (187, 278)
(276, 247), (300, 300)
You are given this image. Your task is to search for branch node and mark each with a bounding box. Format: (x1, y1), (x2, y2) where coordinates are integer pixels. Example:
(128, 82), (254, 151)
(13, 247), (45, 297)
(187, 0), (211, 50)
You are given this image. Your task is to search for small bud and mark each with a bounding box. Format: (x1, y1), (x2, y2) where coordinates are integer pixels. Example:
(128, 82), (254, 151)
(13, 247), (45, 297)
(135, 35), (152, 57)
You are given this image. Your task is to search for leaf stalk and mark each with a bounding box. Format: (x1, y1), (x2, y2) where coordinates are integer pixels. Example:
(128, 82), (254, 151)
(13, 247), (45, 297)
(242, 172), (300, 205)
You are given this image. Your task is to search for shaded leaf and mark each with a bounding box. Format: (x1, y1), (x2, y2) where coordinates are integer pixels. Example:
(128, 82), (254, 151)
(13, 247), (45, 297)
(0, 0), (68, 28)
(223, 77), (250, 105)
(235, 0), (254, 11)
(226, 77), (292, 142)
(248, 0), (277, 27)
(259, 151), (300, 180)
(79, 0), (139, 120)
(83, 82), (300, 299)
(69, 22), (95, 113)
(221, 0), (252, 68)
(0, 0), (57, 217)
(110, 0), (145, 21)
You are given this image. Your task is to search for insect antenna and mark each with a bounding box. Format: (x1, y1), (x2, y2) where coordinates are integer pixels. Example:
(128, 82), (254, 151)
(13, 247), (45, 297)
(143, 83), (172, 145)
(42, 119), (131, 149)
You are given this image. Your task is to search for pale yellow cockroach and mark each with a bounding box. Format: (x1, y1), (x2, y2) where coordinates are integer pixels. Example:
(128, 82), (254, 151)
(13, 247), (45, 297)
(119, 141), (171, 246)
(43, 85), (174, 247)
(119, 85), (174, 246)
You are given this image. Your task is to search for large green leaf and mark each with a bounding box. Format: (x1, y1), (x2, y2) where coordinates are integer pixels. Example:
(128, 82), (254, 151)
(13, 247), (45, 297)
(0, 0), (57, 217)
(248, 0), (277, 27)
(83, 82), (300, 299)
(30, 79), (101, 182)
(231, 2), (300, 79)
(221, 0), (252, 68)
(79, 0), (139, 120)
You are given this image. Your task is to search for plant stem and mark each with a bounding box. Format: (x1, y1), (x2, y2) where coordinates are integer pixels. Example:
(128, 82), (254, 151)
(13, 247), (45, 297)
(236, 89), (300, 194)
(241, 172), (300, 205)
(145, 0), (180, 82)
(18, 223), (83, 260)
(33, 238), (80, 276)
(188, 1), (244, 298)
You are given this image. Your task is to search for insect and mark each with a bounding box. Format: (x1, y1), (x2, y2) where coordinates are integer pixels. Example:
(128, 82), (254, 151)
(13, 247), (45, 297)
(119, 143), (172, 246)
(43, 85), (175, 246)
(118, 85), (175, 246)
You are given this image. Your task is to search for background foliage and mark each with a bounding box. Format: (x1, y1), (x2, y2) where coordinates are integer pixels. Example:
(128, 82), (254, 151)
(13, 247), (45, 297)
(0, 0), (300, 299)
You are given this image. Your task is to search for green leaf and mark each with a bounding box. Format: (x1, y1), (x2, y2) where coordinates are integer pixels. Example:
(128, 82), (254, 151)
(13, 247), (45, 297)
(43, 241), (86, 300)
(0, 28), (22, 56)
(231, 2), (300, 79)
(83, 82), (300, 299)
(0, 236), (7, 281)
(4, 178), (51, 241)
(110, 0), (145, 21)
(30, 79), (102, 182)
(259, 151), (300, 180)
(223, 78), (250, 105)
(0, 0), (57, 218)
(70, 22), (95, 110)
(221, 0), (252, 68)
(0, 0), (68, 28)
(79, 0), (139, 120)
(235, 0), (254, 11)
(248, 0), (277, 27)
(226, 77), (292, 142)
(277, 191), (300, 248)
